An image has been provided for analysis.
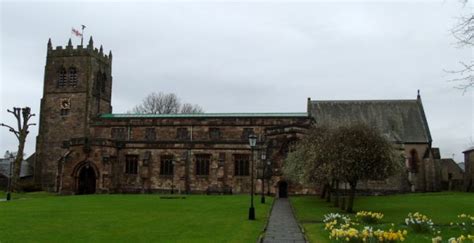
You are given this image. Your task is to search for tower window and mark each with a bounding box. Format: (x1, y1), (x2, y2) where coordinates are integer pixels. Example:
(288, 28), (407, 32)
(57, 68), (67, 88)
(234, 154), (250, 176)
(160, 155), (174, 176)
(195, 154), (210, 176)
(68, 67), (78, 87)
(125, 155), (138, 174)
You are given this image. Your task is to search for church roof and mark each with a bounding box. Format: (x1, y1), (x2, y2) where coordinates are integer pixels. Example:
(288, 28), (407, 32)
(308, 99), (432, 144)
(101, 112), (309, 119)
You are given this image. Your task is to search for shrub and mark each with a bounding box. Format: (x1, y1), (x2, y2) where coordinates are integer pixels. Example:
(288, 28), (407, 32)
(356, 211), (384, 224)
(405, 212), (435, 233)
(18, 180), (42, 192)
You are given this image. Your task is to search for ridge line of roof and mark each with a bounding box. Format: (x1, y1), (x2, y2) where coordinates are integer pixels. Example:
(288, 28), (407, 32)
(311, 99), (418, 103)
(100, 112), (309, 118)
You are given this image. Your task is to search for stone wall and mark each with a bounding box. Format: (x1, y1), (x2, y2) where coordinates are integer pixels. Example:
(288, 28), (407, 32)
(58, 115), (312, 195)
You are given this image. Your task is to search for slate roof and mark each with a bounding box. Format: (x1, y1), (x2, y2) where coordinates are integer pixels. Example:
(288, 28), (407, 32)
(458, 162), (465, 172)
(101, 112), (309, 119)
(0, 158), (32, 178)
(308, 98), (432, 143)
(440, 159), (464, 172)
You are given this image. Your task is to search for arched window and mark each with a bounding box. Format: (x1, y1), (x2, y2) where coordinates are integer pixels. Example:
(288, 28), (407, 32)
(57, 67), (67, 88)
(68, 67), (78, 87)
(409, 149), (419, 173)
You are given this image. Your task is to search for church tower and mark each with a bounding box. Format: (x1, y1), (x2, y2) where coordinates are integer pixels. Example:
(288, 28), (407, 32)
(35, 37), (113, 191)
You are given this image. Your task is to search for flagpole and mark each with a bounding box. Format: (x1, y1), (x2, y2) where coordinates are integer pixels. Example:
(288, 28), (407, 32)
(81, 25), (86, 46)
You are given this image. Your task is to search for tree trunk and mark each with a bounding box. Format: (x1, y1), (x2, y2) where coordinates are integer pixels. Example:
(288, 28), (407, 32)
(340, 196), (346, 210)
(320, 183), (328, 199)
(346, 181), (357, 213)
(326, 181), (333, 202)
(12, 135), (26, 192)
(333, 180), (340, 207)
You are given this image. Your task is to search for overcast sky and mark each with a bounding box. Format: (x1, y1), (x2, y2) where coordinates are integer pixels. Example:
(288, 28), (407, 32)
(0, 0), (472, 162)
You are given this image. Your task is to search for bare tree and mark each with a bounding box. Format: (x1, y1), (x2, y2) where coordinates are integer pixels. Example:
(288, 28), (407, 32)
(447, 0), (473, 93)
(0, 107), (36, 191)
(180, 103), (204, 114)
(131, 92), (204, 114)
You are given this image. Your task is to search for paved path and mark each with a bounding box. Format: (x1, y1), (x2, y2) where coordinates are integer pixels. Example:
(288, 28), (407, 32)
(263, 198), (306, 243)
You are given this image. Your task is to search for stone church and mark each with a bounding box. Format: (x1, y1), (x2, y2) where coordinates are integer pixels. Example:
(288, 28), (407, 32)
(34, 38), (440, 195)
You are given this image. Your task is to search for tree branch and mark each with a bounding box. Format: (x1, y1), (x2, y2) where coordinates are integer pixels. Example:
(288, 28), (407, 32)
(0, 123), (20, 139)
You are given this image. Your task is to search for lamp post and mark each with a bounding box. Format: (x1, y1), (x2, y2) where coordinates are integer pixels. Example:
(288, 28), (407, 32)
(266, 160), (271, 196)
(6, 154), (13, 201)
(248, 134), (257, 220)
(171, 160), (176, 194)
(260, 152), (266, 204)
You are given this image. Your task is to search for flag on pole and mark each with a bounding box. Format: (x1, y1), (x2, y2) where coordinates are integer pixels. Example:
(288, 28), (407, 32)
(72, 28), (83, 37)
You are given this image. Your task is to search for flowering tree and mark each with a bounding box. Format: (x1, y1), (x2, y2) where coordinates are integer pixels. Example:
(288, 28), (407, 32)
(331, 124), (402, 212)
(284, 124), (402, 212)
(283, 126), (342, 201)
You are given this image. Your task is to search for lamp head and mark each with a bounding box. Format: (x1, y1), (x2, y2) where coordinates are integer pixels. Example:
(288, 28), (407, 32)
(248, 134), (257, 148)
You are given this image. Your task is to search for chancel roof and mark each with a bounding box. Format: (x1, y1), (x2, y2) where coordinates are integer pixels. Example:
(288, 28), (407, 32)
(308, 99), (432, 144)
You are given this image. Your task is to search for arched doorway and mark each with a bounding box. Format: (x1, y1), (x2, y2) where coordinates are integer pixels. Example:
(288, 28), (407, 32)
(278, 181), (288, 198)
(77, 165), (96, 194)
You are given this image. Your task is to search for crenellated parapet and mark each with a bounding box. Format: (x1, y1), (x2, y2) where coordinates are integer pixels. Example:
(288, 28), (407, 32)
(46, 36), (112, 64)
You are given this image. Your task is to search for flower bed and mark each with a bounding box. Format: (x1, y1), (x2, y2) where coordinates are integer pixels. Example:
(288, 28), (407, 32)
(356, 211), (384, 224)
(405, 212), (435, 233)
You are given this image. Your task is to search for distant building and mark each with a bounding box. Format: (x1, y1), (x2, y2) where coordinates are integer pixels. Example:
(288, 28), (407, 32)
(0, 155), (34, 190)
(463, 147), (474, 192)
(439, 158), (464, 191)
(458, 162), (465, 172)
(34, 38), (441, 195)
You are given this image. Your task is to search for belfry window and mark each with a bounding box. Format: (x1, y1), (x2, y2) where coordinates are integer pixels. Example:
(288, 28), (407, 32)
(57, 68), (67, 88)
(101, 73), (107, 93)
(68, 67), (78, 87)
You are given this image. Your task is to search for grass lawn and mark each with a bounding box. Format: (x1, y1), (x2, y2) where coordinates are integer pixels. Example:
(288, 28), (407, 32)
(0, 191), (273, 243)
(290, 192), (474, 242)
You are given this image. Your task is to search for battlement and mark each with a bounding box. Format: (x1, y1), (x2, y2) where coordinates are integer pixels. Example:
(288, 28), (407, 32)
(47, 37), (112, 64)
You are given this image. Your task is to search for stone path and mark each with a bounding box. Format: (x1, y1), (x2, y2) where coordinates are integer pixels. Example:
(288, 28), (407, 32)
(263, 198), (306, 243)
